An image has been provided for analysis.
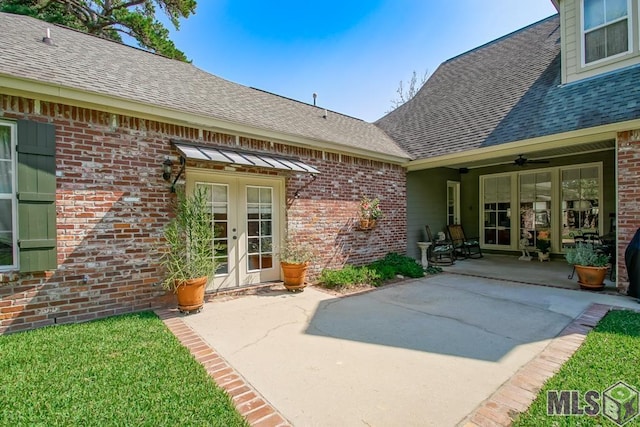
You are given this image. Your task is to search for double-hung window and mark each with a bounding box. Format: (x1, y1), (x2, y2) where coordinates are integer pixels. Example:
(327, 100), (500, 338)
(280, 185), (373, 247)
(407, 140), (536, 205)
(0, 123), (17, 270)
(583, 0), (630, 64)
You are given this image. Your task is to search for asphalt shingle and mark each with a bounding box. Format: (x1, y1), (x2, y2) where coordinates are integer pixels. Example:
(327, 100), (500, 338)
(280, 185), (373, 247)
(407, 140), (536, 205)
(0, 12), (409, 160)
(375, 14), (640, 160)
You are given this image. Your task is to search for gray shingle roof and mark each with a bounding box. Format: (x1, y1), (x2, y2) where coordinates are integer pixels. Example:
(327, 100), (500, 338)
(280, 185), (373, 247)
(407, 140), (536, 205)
(375, 15), (640, 160)
(0, 12), (409, 160)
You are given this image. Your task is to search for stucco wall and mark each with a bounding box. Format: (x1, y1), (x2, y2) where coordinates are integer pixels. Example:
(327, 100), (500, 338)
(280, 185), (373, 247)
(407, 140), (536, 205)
(0, 94), (407, 333)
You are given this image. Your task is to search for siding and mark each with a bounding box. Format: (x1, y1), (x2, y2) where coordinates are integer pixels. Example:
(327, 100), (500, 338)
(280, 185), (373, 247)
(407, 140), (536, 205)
(563, 0), (640, 84)
(406, 168), (460, 260)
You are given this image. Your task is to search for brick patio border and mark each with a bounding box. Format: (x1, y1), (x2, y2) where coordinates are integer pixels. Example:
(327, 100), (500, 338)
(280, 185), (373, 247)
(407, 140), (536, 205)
(155, 308), (291, 427)
(460, 302), (640, 427)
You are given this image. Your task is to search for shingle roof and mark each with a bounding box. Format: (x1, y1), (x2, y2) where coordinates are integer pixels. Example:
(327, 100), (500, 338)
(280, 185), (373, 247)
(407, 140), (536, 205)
(0, 12), (409, 161)
(375, 15), (640, 160)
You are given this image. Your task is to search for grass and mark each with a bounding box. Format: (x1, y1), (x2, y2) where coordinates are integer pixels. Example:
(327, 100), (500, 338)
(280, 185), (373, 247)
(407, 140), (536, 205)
(0, 312), (247, 427)
(513, 309), (640, 426)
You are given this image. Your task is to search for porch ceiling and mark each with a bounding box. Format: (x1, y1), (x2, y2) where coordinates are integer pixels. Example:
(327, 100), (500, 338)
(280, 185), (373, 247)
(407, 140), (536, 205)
(436, 139), (615, 170)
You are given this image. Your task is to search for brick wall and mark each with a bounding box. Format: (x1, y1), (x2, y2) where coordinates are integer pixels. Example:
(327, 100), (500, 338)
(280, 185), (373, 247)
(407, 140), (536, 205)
(617, 129), (640, 294)
(0, 94), (407, 333)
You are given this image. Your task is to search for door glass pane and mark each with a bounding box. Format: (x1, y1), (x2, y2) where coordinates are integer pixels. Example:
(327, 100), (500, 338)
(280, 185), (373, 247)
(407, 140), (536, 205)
(246, 186), (274, 271)
(520, 172), (552, 250)
(198, 183), (228, 274)
(562, 166), (600, 249)
(483, 176), (511, 245)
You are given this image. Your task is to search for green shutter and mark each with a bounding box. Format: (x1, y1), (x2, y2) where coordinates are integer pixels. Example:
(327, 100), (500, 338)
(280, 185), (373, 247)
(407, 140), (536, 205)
(17, 120), (57, 272)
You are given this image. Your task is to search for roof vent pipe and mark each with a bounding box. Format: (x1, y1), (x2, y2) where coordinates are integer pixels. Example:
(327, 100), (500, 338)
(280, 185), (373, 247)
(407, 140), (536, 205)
(323, 109), (327, 119)
(42, 28), (53, 45)
(312, 93), (317, 106)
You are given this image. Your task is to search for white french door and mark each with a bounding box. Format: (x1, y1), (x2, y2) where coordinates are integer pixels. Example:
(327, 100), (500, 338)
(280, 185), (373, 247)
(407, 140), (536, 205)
(186, 170), (284, 290)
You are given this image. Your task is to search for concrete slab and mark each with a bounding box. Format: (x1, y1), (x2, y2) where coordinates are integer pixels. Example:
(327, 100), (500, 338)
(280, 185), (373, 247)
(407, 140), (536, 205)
(183, 274), (639, 427)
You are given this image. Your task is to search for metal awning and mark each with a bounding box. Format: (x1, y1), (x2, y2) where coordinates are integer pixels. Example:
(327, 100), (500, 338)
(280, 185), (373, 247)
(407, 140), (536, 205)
(173, 141), (319, 174)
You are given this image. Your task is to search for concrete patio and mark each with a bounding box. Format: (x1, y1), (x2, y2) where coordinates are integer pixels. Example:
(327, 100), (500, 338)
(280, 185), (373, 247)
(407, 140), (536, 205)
(177, 265), (638, 426)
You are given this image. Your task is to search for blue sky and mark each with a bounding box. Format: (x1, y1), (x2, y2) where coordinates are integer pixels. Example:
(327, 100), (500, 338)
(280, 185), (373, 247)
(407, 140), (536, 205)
(165, 1), (558, 122)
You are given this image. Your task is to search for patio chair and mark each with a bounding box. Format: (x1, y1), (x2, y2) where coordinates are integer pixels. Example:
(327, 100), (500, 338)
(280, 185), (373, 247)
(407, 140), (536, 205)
(446, 224), (483, 259)
(425, 225), (455, 265)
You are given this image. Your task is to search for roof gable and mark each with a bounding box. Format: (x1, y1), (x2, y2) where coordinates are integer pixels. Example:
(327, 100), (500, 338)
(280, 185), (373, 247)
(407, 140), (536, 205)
(376, 13), (640, 160)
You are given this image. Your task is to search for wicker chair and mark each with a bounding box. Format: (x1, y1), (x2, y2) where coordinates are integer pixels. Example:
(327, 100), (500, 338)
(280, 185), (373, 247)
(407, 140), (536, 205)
(446, 224), (483, 259)
(425, 225), (455, 265)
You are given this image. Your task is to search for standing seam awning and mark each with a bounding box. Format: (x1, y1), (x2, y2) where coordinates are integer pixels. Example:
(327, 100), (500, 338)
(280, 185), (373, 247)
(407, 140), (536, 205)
(172, 142), (320, 174)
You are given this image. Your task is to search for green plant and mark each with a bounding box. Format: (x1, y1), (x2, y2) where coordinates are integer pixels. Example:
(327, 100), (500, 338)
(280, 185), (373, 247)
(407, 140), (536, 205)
(278, 237), (315, 264)
(359, 195), (383, 220)
(319, 265), (382, 289)
(160, 188), (217, 290)
(535, 238), (551, 254)
(371, 252), (425, 278)
(565, 243), (609, 267)
(425, 265), (443, 275)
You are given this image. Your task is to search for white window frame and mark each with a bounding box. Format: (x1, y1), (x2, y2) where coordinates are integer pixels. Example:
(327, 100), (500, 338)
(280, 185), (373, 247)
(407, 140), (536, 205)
(0, 120), (18, 271)
(581, 0), (633, 67)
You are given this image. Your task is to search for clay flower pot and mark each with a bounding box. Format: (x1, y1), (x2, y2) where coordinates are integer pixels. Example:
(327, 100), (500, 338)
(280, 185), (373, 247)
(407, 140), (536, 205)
(175, 276), (207, 313)
(575, 265), (607, 291)
(281, 261), (309, 292)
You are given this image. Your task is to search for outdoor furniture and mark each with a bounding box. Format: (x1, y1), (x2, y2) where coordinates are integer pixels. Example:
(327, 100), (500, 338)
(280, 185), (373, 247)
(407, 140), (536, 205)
(446, 224), (483, 259)
(425, 225), (455, 265)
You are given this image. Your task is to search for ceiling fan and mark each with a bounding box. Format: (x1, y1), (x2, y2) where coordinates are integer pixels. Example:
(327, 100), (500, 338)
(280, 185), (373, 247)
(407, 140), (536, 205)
(514, 154), (550, 167)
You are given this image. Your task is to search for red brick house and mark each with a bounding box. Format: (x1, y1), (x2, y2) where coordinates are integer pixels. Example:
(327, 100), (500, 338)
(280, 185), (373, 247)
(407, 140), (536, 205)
(0, 12), (409, 333)
(3, 0), (640, 333)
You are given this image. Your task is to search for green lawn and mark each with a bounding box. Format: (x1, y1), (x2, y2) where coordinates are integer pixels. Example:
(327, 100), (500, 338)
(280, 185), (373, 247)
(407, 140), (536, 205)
(0, 312), (247, 427)
(513, 309), (640, 426)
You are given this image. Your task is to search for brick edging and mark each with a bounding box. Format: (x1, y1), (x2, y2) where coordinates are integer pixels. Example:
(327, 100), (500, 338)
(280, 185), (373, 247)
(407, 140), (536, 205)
(459, 303), (635, 427)
(154, 308), (292, 427)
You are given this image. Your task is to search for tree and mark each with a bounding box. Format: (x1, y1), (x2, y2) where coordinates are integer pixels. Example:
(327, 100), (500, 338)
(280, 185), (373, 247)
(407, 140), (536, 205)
(388, 69), (429, 112)
(0, 0), (196, 61)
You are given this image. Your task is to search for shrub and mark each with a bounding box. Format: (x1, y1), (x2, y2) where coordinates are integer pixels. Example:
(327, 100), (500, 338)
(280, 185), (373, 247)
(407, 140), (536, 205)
(373, 252), (425, 278)
(319, 265), (382, 289)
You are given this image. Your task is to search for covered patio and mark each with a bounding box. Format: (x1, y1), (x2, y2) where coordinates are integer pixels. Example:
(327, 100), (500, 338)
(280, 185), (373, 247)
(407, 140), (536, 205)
(438, 253), (620, 294)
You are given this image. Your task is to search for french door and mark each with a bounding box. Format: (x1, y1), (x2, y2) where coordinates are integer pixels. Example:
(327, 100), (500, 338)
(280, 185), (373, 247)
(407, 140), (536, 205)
(480, 163), (602, 252)
(186, 170), (284, 290)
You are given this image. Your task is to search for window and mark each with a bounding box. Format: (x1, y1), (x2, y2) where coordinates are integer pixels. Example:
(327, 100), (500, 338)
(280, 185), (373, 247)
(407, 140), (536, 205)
(583, 0), (630, 64)
(482, 175), (512, 246)
(0, 120), (57, 273)
(561, 165), (601, 249)
(0, 123), (16, 269)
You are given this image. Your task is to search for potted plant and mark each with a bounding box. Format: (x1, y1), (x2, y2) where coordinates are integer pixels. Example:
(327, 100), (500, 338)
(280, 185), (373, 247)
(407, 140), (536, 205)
(160, 188), (216, 313)
(278, 238), (315, 292)
(565, 242), (610, 290)
(535, 238), (551, 262)
(358, 196), (383, 230)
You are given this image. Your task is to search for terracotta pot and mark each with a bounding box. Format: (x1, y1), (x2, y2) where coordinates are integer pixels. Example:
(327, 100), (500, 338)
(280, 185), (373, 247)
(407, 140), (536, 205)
(574, 265), (607, 291)
(281, 261), (309, 292)
(359, 219), (376, 230)
(175, 276), (207, 313)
